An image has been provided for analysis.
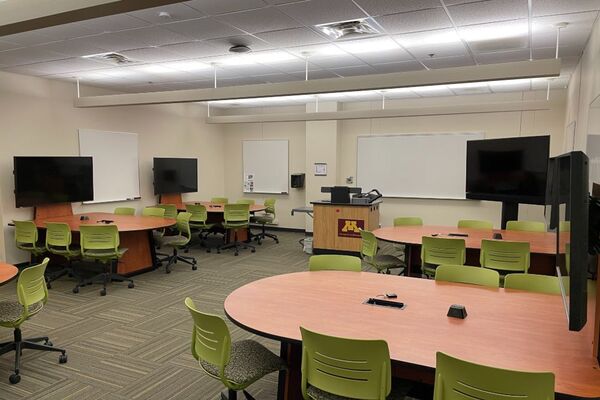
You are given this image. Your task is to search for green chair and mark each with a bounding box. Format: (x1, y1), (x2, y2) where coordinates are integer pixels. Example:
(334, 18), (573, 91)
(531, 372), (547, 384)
(14, 220), (46, 264)
(142, 207), (165, 217)
(504, 273), (562, 295)
(77, 224), (134, 296)
(308, 255), (362, 272)
(457, 219), (493, 230)
(114, 207), (135, 216)
(393, 217), (423, 227)
(186, 204), (215, 252)
(44, 222), (80, 288)
(252, 198), (279, 244)
(219, 204), (256, 256)
(142, 207), (168, 263)
(184, 297), (286, 400)
(435, 265), (499, 288)
(301, 326), (396, 400)
(360, 230), (405, 275)
(480, 239), (530, 285)
(506, 220), (546, 232)
(236, 199), (255, 205)
(211, 197), (229, 204)
(433, 352), (554, 400)
(559, 220), (571, 232)
(160, 212), (197, 273)
(420, 236), (465, 279)
(0, 258), (67, 384)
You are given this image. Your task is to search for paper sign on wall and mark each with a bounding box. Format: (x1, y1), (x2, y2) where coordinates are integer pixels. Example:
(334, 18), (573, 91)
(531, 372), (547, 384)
(244, 173), (255, 192)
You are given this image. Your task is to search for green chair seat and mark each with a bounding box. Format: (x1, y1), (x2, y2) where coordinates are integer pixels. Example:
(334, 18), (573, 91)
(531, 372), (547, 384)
(161, 235), (189, 247)
(81, 247), (128, 260)
(252, 214), (275, 224)
(199, 339), (286, 386)
(16, 242), (46, 255)
(189, 221), (214, 230)
(373, 254), (405, 269)
(307, 384), (408, 400)
(360, 230), (405, 275)
(0, 301), (44, 325)
(46, 246), (81, 257)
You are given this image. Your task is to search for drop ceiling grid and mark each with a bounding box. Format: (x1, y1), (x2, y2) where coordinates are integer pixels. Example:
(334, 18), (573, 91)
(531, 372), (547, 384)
(0, 0), (596, 96)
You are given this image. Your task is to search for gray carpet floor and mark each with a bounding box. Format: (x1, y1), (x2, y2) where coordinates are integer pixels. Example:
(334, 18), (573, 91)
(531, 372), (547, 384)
(0, 231), (311, 400)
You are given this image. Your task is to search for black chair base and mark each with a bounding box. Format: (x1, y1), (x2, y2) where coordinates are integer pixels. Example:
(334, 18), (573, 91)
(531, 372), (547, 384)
(0, 327), (67, 384)
(218, 228), (256, 256)
(45, 259), (78, 289)
(162, 248), (197, 274)
(221, 389), (256, 400)
(253, 224), (279, 245)
(72, 261), (134, 296)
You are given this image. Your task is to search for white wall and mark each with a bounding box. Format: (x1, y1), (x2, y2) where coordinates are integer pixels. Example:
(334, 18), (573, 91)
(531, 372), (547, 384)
(0, 70), (225, 263)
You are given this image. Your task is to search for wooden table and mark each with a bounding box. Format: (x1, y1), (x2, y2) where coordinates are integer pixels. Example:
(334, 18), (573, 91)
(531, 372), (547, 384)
(0, 263), (18, 286)
(373, 225), (563, 275)
(36, 212), (175, 275)
(224, 271), (600, 400)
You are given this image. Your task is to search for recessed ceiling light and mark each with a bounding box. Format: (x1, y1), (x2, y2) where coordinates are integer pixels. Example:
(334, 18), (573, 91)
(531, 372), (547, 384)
(229, 44), (252, 53)
(316, 19), (379, 40)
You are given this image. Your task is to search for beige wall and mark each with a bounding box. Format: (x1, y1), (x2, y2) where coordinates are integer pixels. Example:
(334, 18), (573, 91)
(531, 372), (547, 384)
(0, 70), (224, 263)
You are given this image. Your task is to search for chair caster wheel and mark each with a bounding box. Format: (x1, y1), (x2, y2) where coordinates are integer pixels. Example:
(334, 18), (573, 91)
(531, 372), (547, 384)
(234, 252), (239, 256)
(46, 283), (52, 289)
(9, 374), (20, 384)
(217, 251), (221, 254)
(72, 287), (79, 294)
(184, 249), (189, 253)
(166, 269), (171, 274)
(275, 240), (279, 244)
(46, 341), (53, 347)
(59, 354), (67, 364)
(100, 289), (107, 296)
(251, 249), (256, 253)
(128, 282), (134, 289)
(206, 250), (211, 253)
(192, 265), (197, 271)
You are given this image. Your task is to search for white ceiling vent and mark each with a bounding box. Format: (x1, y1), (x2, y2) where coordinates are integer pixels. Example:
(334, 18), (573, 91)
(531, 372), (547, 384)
(316, 19), (379, 40)
(81, 52), (139, 65)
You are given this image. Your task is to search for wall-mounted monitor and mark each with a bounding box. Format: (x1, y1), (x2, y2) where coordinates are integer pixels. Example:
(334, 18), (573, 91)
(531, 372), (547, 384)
(14, 156), (94, 208)
(465, 136), (550, 204)
(153, 157), (198, 195)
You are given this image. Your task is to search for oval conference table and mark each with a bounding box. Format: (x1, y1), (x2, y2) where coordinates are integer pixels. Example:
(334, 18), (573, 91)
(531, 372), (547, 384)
(224, 271), (600, 400)
(35, 212), (175, 275)
(0, 263), (19, 286)
(373, 225), (563, 276)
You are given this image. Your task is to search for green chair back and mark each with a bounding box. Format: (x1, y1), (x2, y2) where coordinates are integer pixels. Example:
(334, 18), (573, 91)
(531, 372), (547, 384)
(236, 199), (255, 205)
(435, 265), (499, 288)
(457, 220), (493, 230)
(186, 204), (208, 223)
(18, 258), (50, 315)
(393, 217), (423, 226)
(506, 220), (546, 232)
(184, 297), (232, 380)
(480, 239), (530, 273)
(45, 222), (77, 257)
(114, 207), (135, 216)
(309, 255), (362, 272)
(359, 229), (379, 261)
(504, 273), (562, 295)
(175, 212), (193, 243)
(14, 220), (44, 254)
(421, 236), (466, 267)
(157, 204), (178, 219)
(264, 198), (276, 216)
(559, 220), (571, 232)
(211, 197), (229, 204)
(142, 207), (165, 217)
(79, 224), (120, 256)
(224, 204), (250, 224)
(433, 352), (554, 400)
(300, 327), (391, 400)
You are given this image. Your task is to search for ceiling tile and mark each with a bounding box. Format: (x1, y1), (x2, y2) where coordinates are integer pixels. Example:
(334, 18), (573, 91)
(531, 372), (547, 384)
(376, 8), (453, 34)
(82, 14), (152, 34)
(355, 48), (414, 64)
(119, 47), (184, 63)
(532, 0), (600, 17)
(163, 18), (245, 40)
(395, 29), (468, 58)
(0, 47), (66, 66)
(216, 7), (302, 34)
(475, 48), (531, 64)
(448, 0), (528, 26)
(255, 27), (329, 48)
(36, 38), (109, 57)
(532, 11), (598, 47)
(309, 54), (366, 69)
(28, 22), (99, 42)
(421, 54), (475, 68)
(87, 27), (191, 52)
(443, 0), (485, 4)
(8, 58), (107, 75)
(205, 35), (274, 53)
(277, 0), (367, 26)
(1, 30), (56, 47)
(127, 4), (206, 24)
(354, 0), (441, 16)
(185, 0), (267, 15)
(161, 41), (227, 58)
(0, 40), (22, 51)
(459, 20), (529, 52)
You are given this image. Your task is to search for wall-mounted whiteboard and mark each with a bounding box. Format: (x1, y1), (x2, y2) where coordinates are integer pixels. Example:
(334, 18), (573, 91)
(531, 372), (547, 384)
(79, 129), (140, 203)
(243, 140), (288, 194)
(357, 132), (483, 199)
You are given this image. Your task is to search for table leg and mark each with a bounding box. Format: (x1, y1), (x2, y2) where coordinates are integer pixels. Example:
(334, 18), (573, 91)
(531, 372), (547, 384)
(277, 342), (303, 400)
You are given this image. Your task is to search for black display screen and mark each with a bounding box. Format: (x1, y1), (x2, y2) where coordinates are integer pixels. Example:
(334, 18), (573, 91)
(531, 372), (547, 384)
(153, 158), (198, 195)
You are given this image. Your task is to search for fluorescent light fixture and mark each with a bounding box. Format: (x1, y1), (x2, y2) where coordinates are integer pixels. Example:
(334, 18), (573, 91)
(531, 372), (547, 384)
(247, 51), (297, 64)
(447, 82), (490, 90)
(163, 60), (210, 72)
(290, 44), (347, 58)
(336, 37), (399, 54)
(397, 30), (461, 47)
(459, 21), (528, 42)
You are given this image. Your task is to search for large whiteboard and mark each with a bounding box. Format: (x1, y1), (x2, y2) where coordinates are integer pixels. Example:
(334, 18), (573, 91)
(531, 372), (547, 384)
(243, 140), (289, 194)
(79, 129), (140, 203)
(357, 132), (483, 199)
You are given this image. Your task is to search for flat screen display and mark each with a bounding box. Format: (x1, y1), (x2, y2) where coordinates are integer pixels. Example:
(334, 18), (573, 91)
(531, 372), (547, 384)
(153, 158), (198, 195)
(14, 156), (94, 207)
(466, 136), (550, 204)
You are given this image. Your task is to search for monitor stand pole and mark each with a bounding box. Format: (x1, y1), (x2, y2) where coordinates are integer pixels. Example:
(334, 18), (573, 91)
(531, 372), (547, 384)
(500, 201), (519, 229)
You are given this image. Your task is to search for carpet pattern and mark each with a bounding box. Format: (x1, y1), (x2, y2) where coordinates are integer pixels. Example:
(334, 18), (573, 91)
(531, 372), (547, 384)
(0, 232), (311, 400)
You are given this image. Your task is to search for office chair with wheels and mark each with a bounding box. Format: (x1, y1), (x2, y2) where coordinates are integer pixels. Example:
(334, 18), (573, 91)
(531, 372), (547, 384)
(457, 219), (493, 230)
(392, 216), (423, 258)
(0, 258), (67, 384)
(420, 236), (466, 279)
(435, 265), (499, 287)
(114, 207), (135, 216)
(236, 199), (255, 205)
(211, 197), (229, 204)
(308, 255), (362, 272)
(360, 230), (405, 274)
(252, 198), (279, 244)
(160, 212), (197, 273)
(186, 204), (215, 252)
(504, 273), (563, 294)
(480, 239), (530, 286)
(142, 206), (169, 264)
(506, 220), (546, 232)
(76, 224), (134, 296)
(185, 297), (286, 400)
(13, 220), (46, 264)
(219, 204), (255, 256)
(44, 222), (80, 288)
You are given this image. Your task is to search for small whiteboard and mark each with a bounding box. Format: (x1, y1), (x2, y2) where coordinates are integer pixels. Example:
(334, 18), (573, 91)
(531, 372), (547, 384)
(357, 132), (483, 199)
(243, 140), (288, 194)
(79, 129), (140, 203)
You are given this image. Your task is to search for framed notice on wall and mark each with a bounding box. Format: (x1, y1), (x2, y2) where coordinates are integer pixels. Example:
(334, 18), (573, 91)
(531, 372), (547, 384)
(314, 163), (327, 176)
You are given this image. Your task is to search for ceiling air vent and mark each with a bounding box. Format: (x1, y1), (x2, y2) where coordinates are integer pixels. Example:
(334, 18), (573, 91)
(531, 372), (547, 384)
(81, 52), (139, 65)
(316, 19), (379, 40)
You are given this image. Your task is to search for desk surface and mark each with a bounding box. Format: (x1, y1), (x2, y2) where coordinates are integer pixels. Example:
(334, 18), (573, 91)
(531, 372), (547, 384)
(373, 225), (560, 255)
(36, 212), (175, 232)
(185, 202), (266, 213)
(224, 271), (600, 398)
(0, 263), (18, 286)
